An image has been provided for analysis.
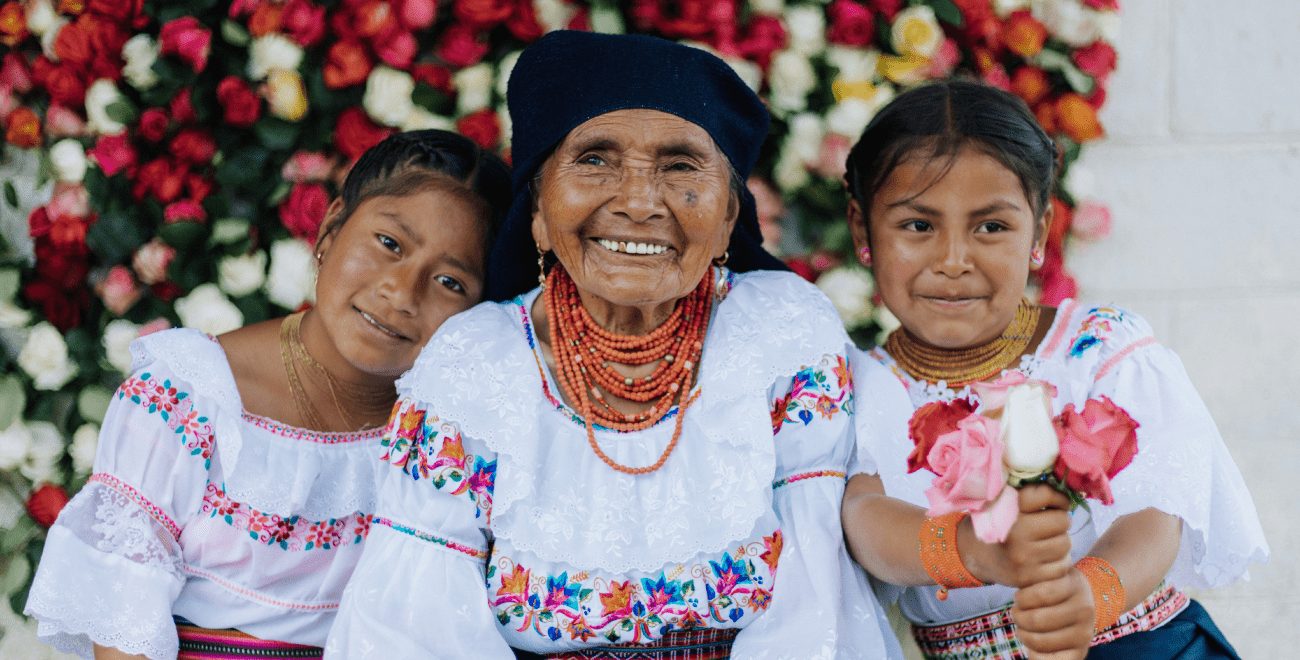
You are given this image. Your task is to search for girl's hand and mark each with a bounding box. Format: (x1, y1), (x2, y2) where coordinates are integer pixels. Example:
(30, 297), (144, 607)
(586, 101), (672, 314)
(1010, 568), (1095, 658)
(968, 484), (1073, 587)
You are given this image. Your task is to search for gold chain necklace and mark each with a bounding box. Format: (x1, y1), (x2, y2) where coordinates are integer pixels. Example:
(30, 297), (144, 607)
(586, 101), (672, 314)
(279, 312), (395, 431)
(885, 299), (1041, 387)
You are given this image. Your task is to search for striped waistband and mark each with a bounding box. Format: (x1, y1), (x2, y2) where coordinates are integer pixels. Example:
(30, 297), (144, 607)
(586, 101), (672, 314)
(176, 623), (323, 659)
(912, 583), (1188, 659)
(545, 627), (738, 659)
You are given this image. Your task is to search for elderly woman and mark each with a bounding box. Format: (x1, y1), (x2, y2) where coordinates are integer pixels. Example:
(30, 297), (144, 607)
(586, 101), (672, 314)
(325, 31), (903, 658)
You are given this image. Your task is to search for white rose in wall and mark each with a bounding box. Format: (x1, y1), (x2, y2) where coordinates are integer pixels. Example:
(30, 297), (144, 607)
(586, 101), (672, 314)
(496, 51), (522, 100)
(70, 423), (99, 475)
(84, 79), (127, 135)
(39, 17), (68, 60)
(787, 113), (825, 164)
(121, 34), (160, 90)
(784, 6), (826, 57)
(175, 284), (244, 335)
(773, 143), (810, 194)
(768, 50), (816, 114)
(18, 322), (78, 391)
(992, 0), (1031, 18)
(101, 318), (140, 376)
(816, 266), (876, 326)
(725, 57), (763, 93)
(750, 0), (785, 15)
(589, 5), (624, 34)
(826, 46), (880, 84)
(454, 63), (494, 116)
(0, 421), (32, 470)
(826, 99), (876, 141)
(401, 107), (455, 132)
(21, 421), (65, 484)
(363, 66), (415, 128)
(497, 107), (513, 146)
(218, 250), (269, 298)
(265, 239), (317, 310)
(534, 0), (577, 33)
(247, 33), (304, 81)
(0, 299), (32, 328)
(1034, 0), (1101, 47)
(49, 139), (87, 183)
(891, 6), (945, 59)
(24, 0), (58, 37)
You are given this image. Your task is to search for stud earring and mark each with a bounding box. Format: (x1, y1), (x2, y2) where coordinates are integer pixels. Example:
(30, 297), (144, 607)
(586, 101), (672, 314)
(857, 246), (873, 267)
(1030, 248), (1045, 269)
(314, 250), (323, 264)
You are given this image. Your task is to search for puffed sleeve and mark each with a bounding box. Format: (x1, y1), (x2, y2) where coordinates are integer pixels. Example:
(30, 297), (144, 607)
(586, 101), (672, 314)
(1088, 327), (1269, 590)
(325, 397), (513, 659)
(730, 353), (903, 659)
(25, 365), (214, 659)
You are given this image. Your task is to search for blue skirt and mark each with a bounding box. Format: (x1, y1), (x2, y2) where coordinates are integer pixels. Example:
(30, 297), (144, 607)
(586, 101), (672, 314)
(1088, 600), (1239, 660)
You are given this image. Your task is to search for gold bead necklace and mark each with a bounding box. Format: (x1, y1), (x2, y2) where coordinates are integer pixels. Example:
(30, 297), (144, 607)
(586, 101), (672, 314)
(884, 299), (1041, 387)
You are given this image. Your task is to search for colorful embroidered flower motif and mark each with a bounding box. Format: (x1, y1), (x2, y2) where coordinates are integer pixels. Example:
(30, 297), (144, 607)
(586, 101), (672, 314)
(201, 482), (368, 551)
(117, 372), (216, 469)
(380, 404), (496, 520)
(771, 355), (854, 434)
(1068, 306), (1125, 358)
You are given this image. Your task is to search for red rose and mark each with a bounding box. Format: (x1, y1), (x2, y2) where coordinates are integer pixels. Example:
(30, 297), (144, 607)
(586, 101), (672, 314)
(396, 0), (438, 29)
(907, 399), (977, 474)
(159, 16), (212, 73)
(870, 0), (904, 21)
(1082, 0), (1118, 9)
(171, 128), (217, 164)
(1003, 10), (1048, 58)
(504, 0), (542, 42)
(0, 52), (33, 93)
(411, 63), (452, 94)
(26, 484), (71, 528)
(827, 0), (874, 47)
(1010, 66), (1050, 105)
(784, 257), (816, 283)
(655, 0), (711, 40)
(187, 173), (213, 203)
(53, 16), (95, 68)
(137, 107), (170, 142)
(216, 76), (262, 128)
(323, 40), (372, 89)
(334, 107), (392, 161)
(164, 198), (207, 224)
(436, 23), (489, 68)
(32, 240), (89, 289)
(88, 0), (147, 28)
(133, 158), (187, 203)
(279, 182), (330, 240)
(29, 205), (90, 248)
(35, 59), (88, 107)
(354, 0), (397, 38)
(89, 133), (137, 176)
(454, 0), (512, 29)
(737, 16), (786, 69)
(456, 109), (500, 149)
(247, 2), (283, 37)
(373, 25), (416, 69)
(4, 106), (41, 148)
(1052, 396), (1138, 505)
(0, 2), (27, 48)
(24, 278), (85, 330)
(88, 19), (129, 80)
(1087, 85), (1106, 110)
(170, 90), (197, 124)
(151, 281), (182, 302)
(628, 0), (658, 32)
(282, 0), (326, 46)
(1072, 40), (1117, 80)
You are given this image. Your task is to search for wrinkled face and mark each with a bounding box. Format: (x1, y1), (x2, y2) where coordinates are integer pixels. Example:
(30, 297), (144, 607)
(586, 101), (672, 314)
(314, 188), (488, 377)
(852, 146), (1049, 349)
(531, 109), (738, 310)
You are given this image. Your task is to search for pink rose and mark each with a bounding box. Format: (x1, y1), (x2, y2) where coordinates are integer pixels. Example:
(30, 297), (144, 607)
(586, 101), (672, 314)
(47, 184), (90, 219)
(1073, 40), (1118, 80)
(1053, 396), (1139, 505)
(970, 484), (1018, 543)
(908, 398), (977, 474)
(281, 151), (334, 183)
(436, 23), (489, 68)
(1070, 201), (1112, 241)
(43, 105), (86, 138)
(827, 0), (874, 47)
(373, 25), (417, 69)
(159, 16), (212, 73)
(282, 0), (327, 47)
(736, 15), (785, 69)
(89, 133), (138, 177)
(981, 64), (1012, 91)
(164, 199), (207, 224)
(137, 317), (172, 337)
(924, 415), (1006, 518)
(926, 39), (961, 78)
(98, 265), (142, 316)
(0, 87), (14, 123)
(0, 52), (32, 93)
(132, 238), (175, 285)
(396, 0), (438, 29)
(811, 133), (852, 180)
(279, 182), (330, 241)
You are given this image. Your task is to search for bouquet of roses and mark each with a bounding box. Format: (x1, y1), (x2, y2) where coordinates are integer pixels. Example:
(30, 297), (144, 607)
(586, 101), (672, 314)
(908, 373), (1140, 543)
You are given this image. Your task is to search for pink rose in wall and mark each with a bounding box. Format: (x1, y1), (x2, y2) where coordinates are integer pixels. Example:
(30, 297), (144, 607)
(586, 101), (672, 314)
(281, 151), (335, 183)
(279, 183), (330, 241)
(0, 52), (32, 93)
(138, 317), (173, 337)
(811, 133), (852, 180)
(43, 105), (86, 138)
(98, 265), (142, 316)
(397, 0), (438, 29)
(374, 27), (417, 68)
(47, 184), (90, 219)
(159, 17), (213, 73)
(1070, 201), (1113, 241)
(164, 199), (208, 224)
(926, 39), (961, 78)
(827, 0), (875, 47)
(132, 238), (176, 286)
(89, 133), (138, 177)
(282, 0), (327, 47)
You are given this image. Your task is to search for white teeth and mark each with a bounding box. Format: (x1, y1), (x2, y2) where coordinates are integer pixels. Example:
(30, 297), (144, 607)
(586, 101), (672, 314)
(597, 239), (668, 255)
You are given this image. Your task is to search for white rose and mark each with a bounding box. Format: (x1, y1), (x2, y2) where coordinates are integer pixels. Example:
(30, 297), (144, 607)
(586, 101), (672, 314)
(453, 63), (494, 116)
(175, 284), (244, 335)
(401, 107), (455, 132)
(17, 322), (78, 391)
(101, 319), (139, 375)
(773, 145), (810, 194)
(891, 6), (944, 59)
(48, 139), (87, 183)
(768, 50), (816, 114)
(784, 6), (826, 57)
(1063, 164), (1096, 200)
(725, 57), (763, 93)
(1095, 11), (1121, 43)
(39, 17), (68, 61)
(218, 250), (268, 297)
(992, 0), (1031, 18)
(363, 66), (415, 128)
(25, 0), (58, 37)
(590, 5), (625, 34)
(496, 51), (522, 100)
(999, 382), (1061, 481)
(534, 0), (577, 33)
(70, 423), (99, 475)
(1034, 0), (1100, 47)
(497, 107), (513, 146)
(0, 487), (23, 529)
(787, 113), (825, 164)
(121, 34), (160, 90)
(265, 239), (317, 310)
(0, 421), (31, 470)
(247, 33), (304, 81)
(84, 79), (127, 135)
(826, 46), (880, 83)
(816, 266), (876, 326)
(750, 0), (785, 15)
(874, 305), (901, 334)
(825, 99), (876, 139)
(0, 299), (32, 329)
(21, 421), (65, 484)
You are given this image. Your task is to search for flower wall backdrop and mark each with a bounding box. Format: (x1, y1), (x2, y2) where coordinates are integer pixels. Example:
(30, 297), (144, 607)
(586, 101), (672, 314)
(0, 0), (1118, 624)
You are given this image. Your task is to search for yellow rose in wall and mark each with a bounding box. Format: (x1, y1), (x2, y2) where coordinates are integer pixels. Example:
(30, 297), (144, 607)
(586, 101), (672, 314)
(890, 6), (944, 59)
(265, 69), (309, 122)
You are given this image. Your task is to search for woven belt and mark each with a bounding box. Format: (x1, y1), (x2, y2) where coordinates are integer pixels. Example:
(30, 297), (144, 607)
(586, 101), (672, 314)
(912, 583), (1189, 659)
(176, 622), (323, 659)
(545, 627), (739, 659)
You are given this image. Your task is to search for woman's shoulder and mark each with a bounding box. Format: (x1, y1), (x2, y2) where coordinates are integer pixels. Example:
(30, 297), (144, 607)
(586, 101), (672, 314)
(398, 297), (536, 404)
(725, 269), (847, 339)
(126, 327), (241, 411)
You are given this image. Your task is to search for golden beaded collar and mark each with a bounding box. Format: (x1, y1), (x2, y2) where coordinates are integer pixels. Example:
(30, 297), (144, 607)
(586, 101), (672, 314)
(884, 299), (1041, 387)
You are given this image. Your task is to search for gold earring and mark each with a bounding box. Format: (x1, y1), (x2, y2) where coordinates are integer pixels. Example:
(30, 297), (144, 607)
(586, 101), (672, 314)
(712, 250), (729, 267)
(537, 247), (547, 290)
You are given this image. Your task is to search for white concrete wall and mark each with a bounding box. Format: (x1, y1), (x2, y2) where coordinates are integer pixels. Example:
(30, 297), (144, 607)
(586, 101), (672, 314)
(1071, 0), (1300, 654)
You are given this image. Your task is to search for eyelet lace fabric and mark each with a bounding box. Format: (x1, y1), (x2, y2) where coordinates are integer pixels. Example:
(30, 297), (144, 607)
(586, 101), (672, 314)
(400, 271), (852, 573)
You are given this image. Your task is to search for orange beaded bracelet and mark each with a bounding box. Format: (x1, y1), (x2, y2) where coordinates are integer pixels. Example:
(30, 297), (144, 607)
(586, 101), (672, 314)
(1076, 556), (1127, 633)
(918, 512), (986, 600)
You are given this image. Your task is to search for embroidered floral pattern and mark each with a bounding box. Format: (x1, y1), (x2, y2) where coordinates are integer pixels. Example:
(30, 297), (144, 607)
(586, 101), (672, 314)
(118, 372), (216, 469)
(1068, 306), (1126, 358)
(379, 404), (495, 520)
(770, 355), (854, 434)
(488, 531), (782, 645)
(201, 482), (370, 551)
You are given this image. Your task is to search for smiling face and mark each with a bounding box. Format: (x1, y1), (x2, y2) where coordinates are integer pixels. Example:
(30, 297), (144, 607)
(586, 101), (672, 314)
(313, 186), (489, 377)
(531, 109), (737, 321)
(852, 145), (1050, 349)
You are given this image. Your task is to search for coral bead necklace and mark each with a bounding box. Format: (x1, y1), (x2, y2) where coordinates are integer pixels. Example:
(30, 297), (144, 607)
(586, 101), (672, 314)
(544, 265), (714, 475)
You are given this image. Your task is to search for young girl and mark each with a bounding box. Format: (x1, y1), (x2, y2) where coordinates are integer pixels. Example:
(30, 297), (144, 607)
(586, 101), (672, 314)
(24, 130), (510, 659)
(840, 81), (1268, 658)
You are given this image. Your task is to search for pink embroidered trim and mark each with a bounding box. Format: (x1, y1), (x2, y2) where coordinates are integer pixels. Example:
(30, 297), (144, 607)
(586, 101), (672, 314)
(371, 517), (488, 561)
(1091, 585), (1190, 645)
(1094, 336), (1158, 382)
(241, 412), (385, 444)
(180, 564), (340, 611)
(1040, 299), (1080, 359)
(772, 470), (847, 489)
(89, 473), (182, 541)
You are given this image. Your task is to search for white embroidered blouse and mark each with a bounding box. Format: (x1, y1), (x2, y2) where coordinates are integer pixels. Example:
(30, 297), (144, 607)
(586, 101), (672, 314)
(325, 270), (908, 658)
(24, 329), (381, 658)
(852, 300), (1270, 626)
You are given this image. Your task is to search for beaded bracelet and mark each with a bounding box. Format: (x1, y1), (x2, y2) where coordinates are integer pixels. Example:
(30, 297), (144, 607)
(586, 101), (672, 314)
(1076, 556), (1127, 633)
(918, 512), (986, 600)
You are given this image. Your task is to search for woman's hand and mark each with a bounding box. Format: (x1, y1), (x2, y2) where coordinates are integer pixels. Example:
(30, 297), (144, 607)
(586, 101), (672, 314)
(966, 484), (1073, 588)
(1010, 568), (1095, 659)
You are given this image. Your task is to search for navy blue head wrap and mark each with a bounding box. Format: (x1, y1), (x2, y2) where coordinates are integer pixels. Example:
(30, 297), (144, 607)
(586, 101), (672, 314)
(484, 30), (787, 302)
